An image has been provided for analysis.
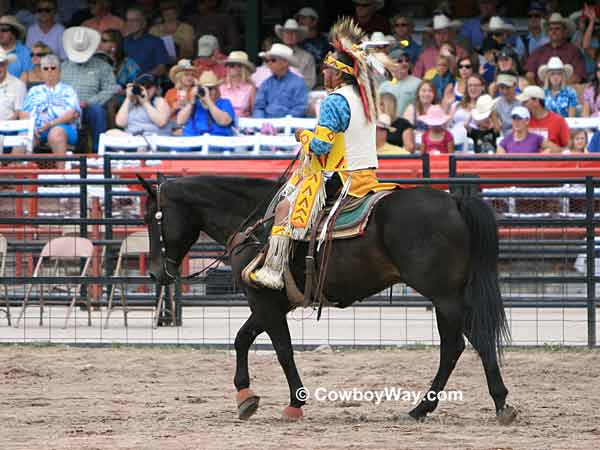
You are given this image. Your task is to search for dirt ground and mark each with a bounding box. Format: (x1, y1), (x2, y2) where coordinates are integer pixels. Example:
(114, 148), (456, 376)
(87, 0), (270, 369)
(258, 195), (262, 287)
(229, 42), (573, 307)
(0, 346), (598, 450)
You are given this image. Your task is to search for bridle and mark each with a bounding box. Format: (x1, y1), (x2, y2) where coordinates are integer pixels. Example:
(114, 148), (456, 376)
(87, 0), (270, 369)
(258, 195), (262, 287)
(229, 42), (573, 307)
(153, 182), (180, 283)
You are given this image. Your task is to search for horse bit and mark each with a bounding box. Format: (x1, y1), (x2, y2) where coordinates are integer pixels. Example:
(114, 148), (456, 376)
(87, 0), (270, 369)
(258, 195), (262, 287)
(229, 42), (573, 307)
(153, 183), (180, 283)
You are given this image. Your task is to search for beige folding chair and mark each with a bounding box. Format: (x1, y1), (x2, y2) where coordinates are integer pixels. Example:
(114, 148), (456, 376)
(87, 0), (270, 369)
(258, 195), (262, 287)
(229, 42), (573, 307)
(15, 237), (94, 328)
(0, 234), (10, 325)
(104, 231), (174, 328)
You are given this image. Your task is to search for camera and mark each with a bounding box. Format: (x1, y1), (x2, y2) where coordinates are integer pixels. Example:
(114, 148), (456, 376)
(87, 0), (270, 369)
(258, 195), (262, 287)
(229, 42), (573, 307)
(131, 84), (144, 97)
(196, 86), (206, 99)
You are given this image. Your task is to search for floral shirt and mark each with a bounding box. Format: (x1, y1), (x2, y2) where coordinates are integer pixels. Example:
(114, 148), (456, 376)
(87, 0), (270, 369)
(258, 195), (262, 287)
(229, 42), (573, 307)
(544, 86), (577, 118)
(22, 82), (81, 129)
(583, 85), (600, 117)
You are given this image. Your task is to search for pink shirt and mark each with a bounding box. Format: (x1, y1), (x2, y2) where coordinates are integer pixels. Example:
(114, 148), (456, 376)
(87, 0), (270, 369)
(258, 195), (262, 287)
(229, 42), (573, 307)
(413, 45), (468, 79)
(219, 81), (255, 118)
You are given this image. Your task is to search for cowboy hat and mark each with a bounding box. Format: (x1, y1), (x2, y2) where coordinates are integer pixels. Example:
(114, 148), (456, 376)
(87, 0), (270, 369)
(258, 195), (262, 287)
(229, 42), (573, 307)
(169, 59), (196, 84)
(516, 85), (545, 102)
(275, 19), (308, 41)
(496, 73), (518, 87)
(0, 16), (26, 41)
(63, 26), (101, 63)
(537, 56), (573, 82)
(224, 50), (256, 73)
(258, 43), (297, 66)
(547, 13), (576, 36)
(425, 15), (462, 32)
(483, 16), (516, 33)
(418, 105), (450, 127)
(0, 49), (17, 64)
(471, 94), (499, 121)
(376, 113), (397, 132)
(365, 32), (396, 47)
(197, 70), (221, 87)
(295, 7), (318, 19)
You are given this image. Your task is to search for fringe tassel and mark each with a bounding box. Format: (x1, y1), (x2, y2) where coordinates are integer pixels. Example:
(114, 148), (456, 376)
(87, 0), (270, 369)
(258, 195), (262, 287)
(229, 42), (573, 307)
(317, 173), (352, 251)
(290, 179), (326, 240)
(252, 234), (291, 290)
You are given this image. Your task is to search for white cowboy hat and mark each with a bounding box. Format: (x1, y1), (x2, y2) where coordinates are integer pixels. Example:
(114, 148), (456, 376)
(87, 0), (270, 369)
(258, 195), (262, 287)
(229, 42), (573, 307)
(168, 59), (196, 84)
(376, 113), (397, 132)
(537, 56), (573, 82)
(425, 15), (462, 32)
(547, 13), (576, 36)
(275, 19), (308, 41)
(0, 49), (17, 64)
(471, 94), (499, 121)
(482, 16), (515, 33)
(258, 43), (297, 66)
(63, 26), (101, 63)
(224, 50), (256, 73)
(0, 16), (26, 41)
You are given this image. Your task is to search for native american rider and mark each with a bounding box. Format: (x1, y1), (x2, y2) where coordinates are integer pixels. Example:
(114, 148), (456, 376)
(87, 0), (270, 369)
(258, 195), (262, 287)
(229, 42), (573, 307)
(250, 18), (397, 290)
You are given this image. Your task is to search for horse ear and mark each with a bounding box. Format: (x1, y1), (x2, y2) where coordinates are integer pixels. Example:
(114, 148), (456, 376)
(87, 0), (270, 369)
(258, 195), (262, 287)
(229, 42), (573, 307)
(136, 174), (156, 199)
(156, 172), (167, 184)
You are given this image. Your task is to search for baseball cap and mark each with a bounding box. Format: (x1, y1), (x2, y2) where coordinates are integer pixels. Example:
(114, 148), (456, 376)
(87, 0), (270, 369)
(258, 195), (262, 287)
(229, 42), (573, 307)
(497, 73), (517, 87)
(197, 34), (219, 57)
(511, 106), (530, 120)
(516, 85), (545, 102)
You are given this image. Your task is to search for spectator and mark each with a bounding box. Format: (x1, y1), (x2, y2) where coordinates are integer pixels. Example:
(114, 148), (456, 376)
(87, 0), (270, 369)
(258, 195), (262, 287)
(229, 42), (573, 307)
(149, 0), (195, 61)
(0, 50), (27, 121)
(0, 15), (33, 77)
(177, 70), (235, 138)
(98, 29), (140, 92)
(524, 2), (549, 57)
(413, 15), (468, 79)
(110, 73), (171, 136)
(193, 34), (226, 80)
(588, 128), (600, 152)
(403, 80), (438, 140)
(468, 94), (499, 153)
(538, 56), (577, 118)
(57, 0), (88, 26)
(444, 54), (478, 106)
(81, 0), (124, 33)
(569, 129), (588, 153)
(252, 43), (307, 118)
(431, 54), (454, 103)
(123, 7), (169, 77)
(219, 51), (256, 118)
(488, 47), (528, 97)
(275, 18), (316, 90)
(583, 56), (600, 117)
(517, 85), (569, 149)
(366, 31), (395, 55)
(577, 5), (599, 82)
(525, 13), (585, 85)
(497, 105), (558, 153)
(482, 16), (526, 60)
(418, 105), (454, 153)
(352, 0), (389, 35)
(20, 54), (80, 161)
(459, 0), (499, 51)
(423, 41), (457, 80)
(379, 92), (415, 152)
(187, 0), (240, 54)
(61, 26), (118, 152)
(493, 72), (522, 136)
(295, 7), (329, 65)
(14, 0), (38, 30)
(251, 36), (303, 88)
(164, 58), (196, 121)
(379, 48), (420, 118)
(133, 0), (161, 26)
(376, 113), (408, 154)
(480, 37), (502, 85)
(449, 74), (485, 149)
(25, 0), (66, 60)
(20, 41), (49, 88)
(388, 15), (421, 64)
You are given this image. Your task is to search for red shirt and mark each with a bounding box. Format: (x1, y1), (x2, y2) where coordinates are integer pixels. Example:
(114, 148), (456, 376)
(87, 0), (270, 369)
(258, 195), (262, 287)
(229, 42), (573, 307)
(528, 111), (569, 148)
(422, 129), (453, 153)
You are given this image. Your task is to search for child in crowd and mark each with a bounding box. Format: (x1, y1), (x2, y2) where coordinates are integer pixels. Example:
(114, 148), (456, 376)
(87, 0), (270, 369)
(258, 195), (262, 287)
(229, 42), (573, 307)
(569, 130), (588, 153)
(480, 38), (501, 85)
(430, 54), (455, 103)
(467, 95), (500, 153)
(418, 105), (454, 153)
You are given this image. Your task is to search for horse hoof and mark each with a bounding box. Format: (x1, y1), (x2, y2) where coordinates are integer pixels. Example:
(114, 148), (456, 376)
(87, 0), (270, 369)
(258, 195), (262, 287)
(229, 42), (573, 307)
(497, 405), (517, 425)
(282, 406), (304, 421)
(236, 388), (260, 420)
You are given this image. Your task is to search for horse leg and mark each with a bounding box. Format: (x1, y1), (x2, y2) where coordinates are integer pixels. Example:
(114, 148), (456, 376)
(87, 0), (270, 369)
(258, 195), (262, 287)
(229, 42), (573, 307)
(234, 313), (264, 420)
(409, 304), (465, 421)
(464, 310), (516, 425)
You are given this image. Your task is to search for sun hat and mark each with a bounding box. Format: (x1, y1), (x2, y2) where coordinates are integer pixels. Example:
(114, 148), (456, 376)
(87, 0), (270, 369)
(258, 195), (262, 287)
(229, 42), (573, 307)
(258, 43), (297, 66)
(511, 105), (530, 120)
(483, 16), (516, 33)
(537, 56), (573, 81)
(547, 13), (575, 36)
(275, 19), (308, 41)
(0, 49), (17, 64)
(496, 73), (518, 87)
(471, 95), (499, 121)
(224, 50), (256, 73)
(418, 105), (450, 127)
(63, 26), (101, 63)
(0, 16), (26, 41)
(197, 70), (222, 87)
(197, 34), (219, 57)
(376, 113), (397, 132)
(168, 59), (196, 84)
(295, 7), (318, 19)
(516, 85), (545, 102)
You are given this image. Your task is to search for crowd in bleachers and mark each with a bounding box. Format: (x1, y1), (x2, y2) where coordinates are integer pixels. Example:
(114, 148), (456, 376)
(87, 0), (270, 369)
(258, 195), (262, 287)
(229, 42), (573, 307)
(4, 0), (600, 159)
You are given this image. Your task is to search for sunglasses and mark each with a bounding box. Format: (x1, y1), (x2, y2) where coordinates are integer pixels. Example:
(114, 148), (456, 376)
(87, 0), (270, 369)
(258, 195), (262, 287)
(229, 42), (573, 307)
(0, 27), (13, 33)
(265, 58), (278, 63)
(511, 115), (526, 120)
(37, 7), (53, 13)
(395, 23), (409, 27)
(42, 66), (58, 71)
(397, 58), (410, 63)
(458, 64), (472, 69)
(30, 52), (48, 57)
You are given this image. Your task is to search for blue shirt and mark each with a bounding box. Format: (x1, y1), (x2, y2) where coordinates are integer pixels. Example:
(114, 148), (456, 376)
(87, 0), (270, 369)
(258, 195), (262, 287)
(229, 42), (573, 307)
(310, 93), (351, 155)
(299, 34), (330, 64)
(22, 82), (81, 129)
(182, 98), (236, 137)
(589, 130), (600, 152)
(6, 41), (33, 78)
(253, 70), (308, 118)
(544, 87), (578, 118)
(431, 72), (454, 103)
(390, 38), (422, 64)
(123, 33), (169, 73)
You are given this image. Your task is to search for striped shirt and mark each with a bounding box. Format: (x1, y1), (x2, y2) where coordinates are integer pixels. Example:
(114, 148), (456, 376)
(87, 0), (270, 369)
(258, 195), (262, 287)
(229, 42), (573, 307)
(60, 56), (118, 105)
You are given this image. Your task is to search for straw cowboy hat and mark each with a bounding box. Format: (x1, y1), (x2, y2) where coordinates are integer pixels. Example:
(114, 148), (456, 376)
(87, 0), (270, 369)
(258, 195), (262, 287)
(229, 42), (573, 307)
(275, 19), (308, 41)
(471, 95), (499, 121)
(258, 43), (297, 66)
(418, 105), (450, 127)
(425, 15), (462, 32)
(483, 16), (516, 33)
(0, 49), (17, 64)
(516, 85), (545, 102)
(63, 27), (101, 63)
(537, 56), (573, 82)
(547, 13), (576, 36)
(224, 50), (256, 73)
(197, 70), (222, 87)
(0, 16), (26, 41)
(376, 113), (397, 132)
(169, 59), (196, 84)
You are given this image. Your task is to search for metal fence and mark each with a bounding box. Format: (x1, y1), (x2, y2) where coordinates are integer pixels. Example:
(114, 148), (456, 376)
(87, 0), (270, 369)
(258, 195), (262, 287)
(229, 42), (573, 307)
(0, 153), (598, 347)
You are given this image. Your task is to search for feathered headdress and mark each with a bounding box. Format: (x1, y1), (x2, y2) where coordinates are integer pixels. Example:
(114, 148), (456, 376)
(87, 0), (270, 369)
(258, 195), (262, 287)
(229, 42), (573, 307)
(326, 17), (396, 122)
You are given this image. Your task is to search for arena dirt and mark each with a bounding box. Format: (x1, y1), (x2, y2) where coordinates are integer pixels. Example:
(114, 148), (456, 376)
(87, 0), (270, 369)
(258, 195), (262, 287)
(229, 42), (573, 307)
(0, 345), (598, 450)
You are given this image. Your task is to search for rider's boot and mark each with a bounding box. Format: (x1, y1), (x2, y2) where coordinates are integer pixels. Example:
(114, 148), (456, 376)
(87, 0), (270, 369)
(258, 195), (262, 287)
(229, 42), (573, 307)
(250, 225), (290, 290)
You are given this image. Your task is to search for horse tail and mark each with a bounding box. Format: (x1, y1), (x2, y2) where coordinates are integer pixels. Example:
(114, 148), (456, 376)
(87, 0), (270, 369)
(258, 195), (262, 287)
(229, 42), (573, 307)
(456, 195), (511, 363)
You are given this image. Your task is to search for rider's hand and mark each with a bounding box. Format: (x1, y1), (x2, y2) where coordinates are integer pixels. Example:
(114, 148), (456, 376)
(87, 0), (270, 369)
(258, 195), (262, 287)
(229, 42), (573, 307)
(294, 128), (305, 141)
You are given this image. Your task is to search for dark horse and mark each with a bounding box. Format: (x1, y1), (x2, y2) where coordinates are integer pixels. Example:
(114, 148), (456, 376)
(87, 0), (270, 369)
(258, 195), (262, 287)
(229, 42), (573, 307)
(138, 174), (516, 424)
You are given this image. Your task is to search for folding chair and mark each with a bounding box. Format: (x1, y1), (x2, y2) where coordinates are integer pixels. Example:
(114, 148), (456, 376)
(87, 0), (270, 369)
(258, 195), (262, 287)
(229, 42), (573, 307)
(15, 237), (94, 328)
(0, 118), (35, 153)
(104, 231), (174, 328)
(0, 234), (10, 325)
